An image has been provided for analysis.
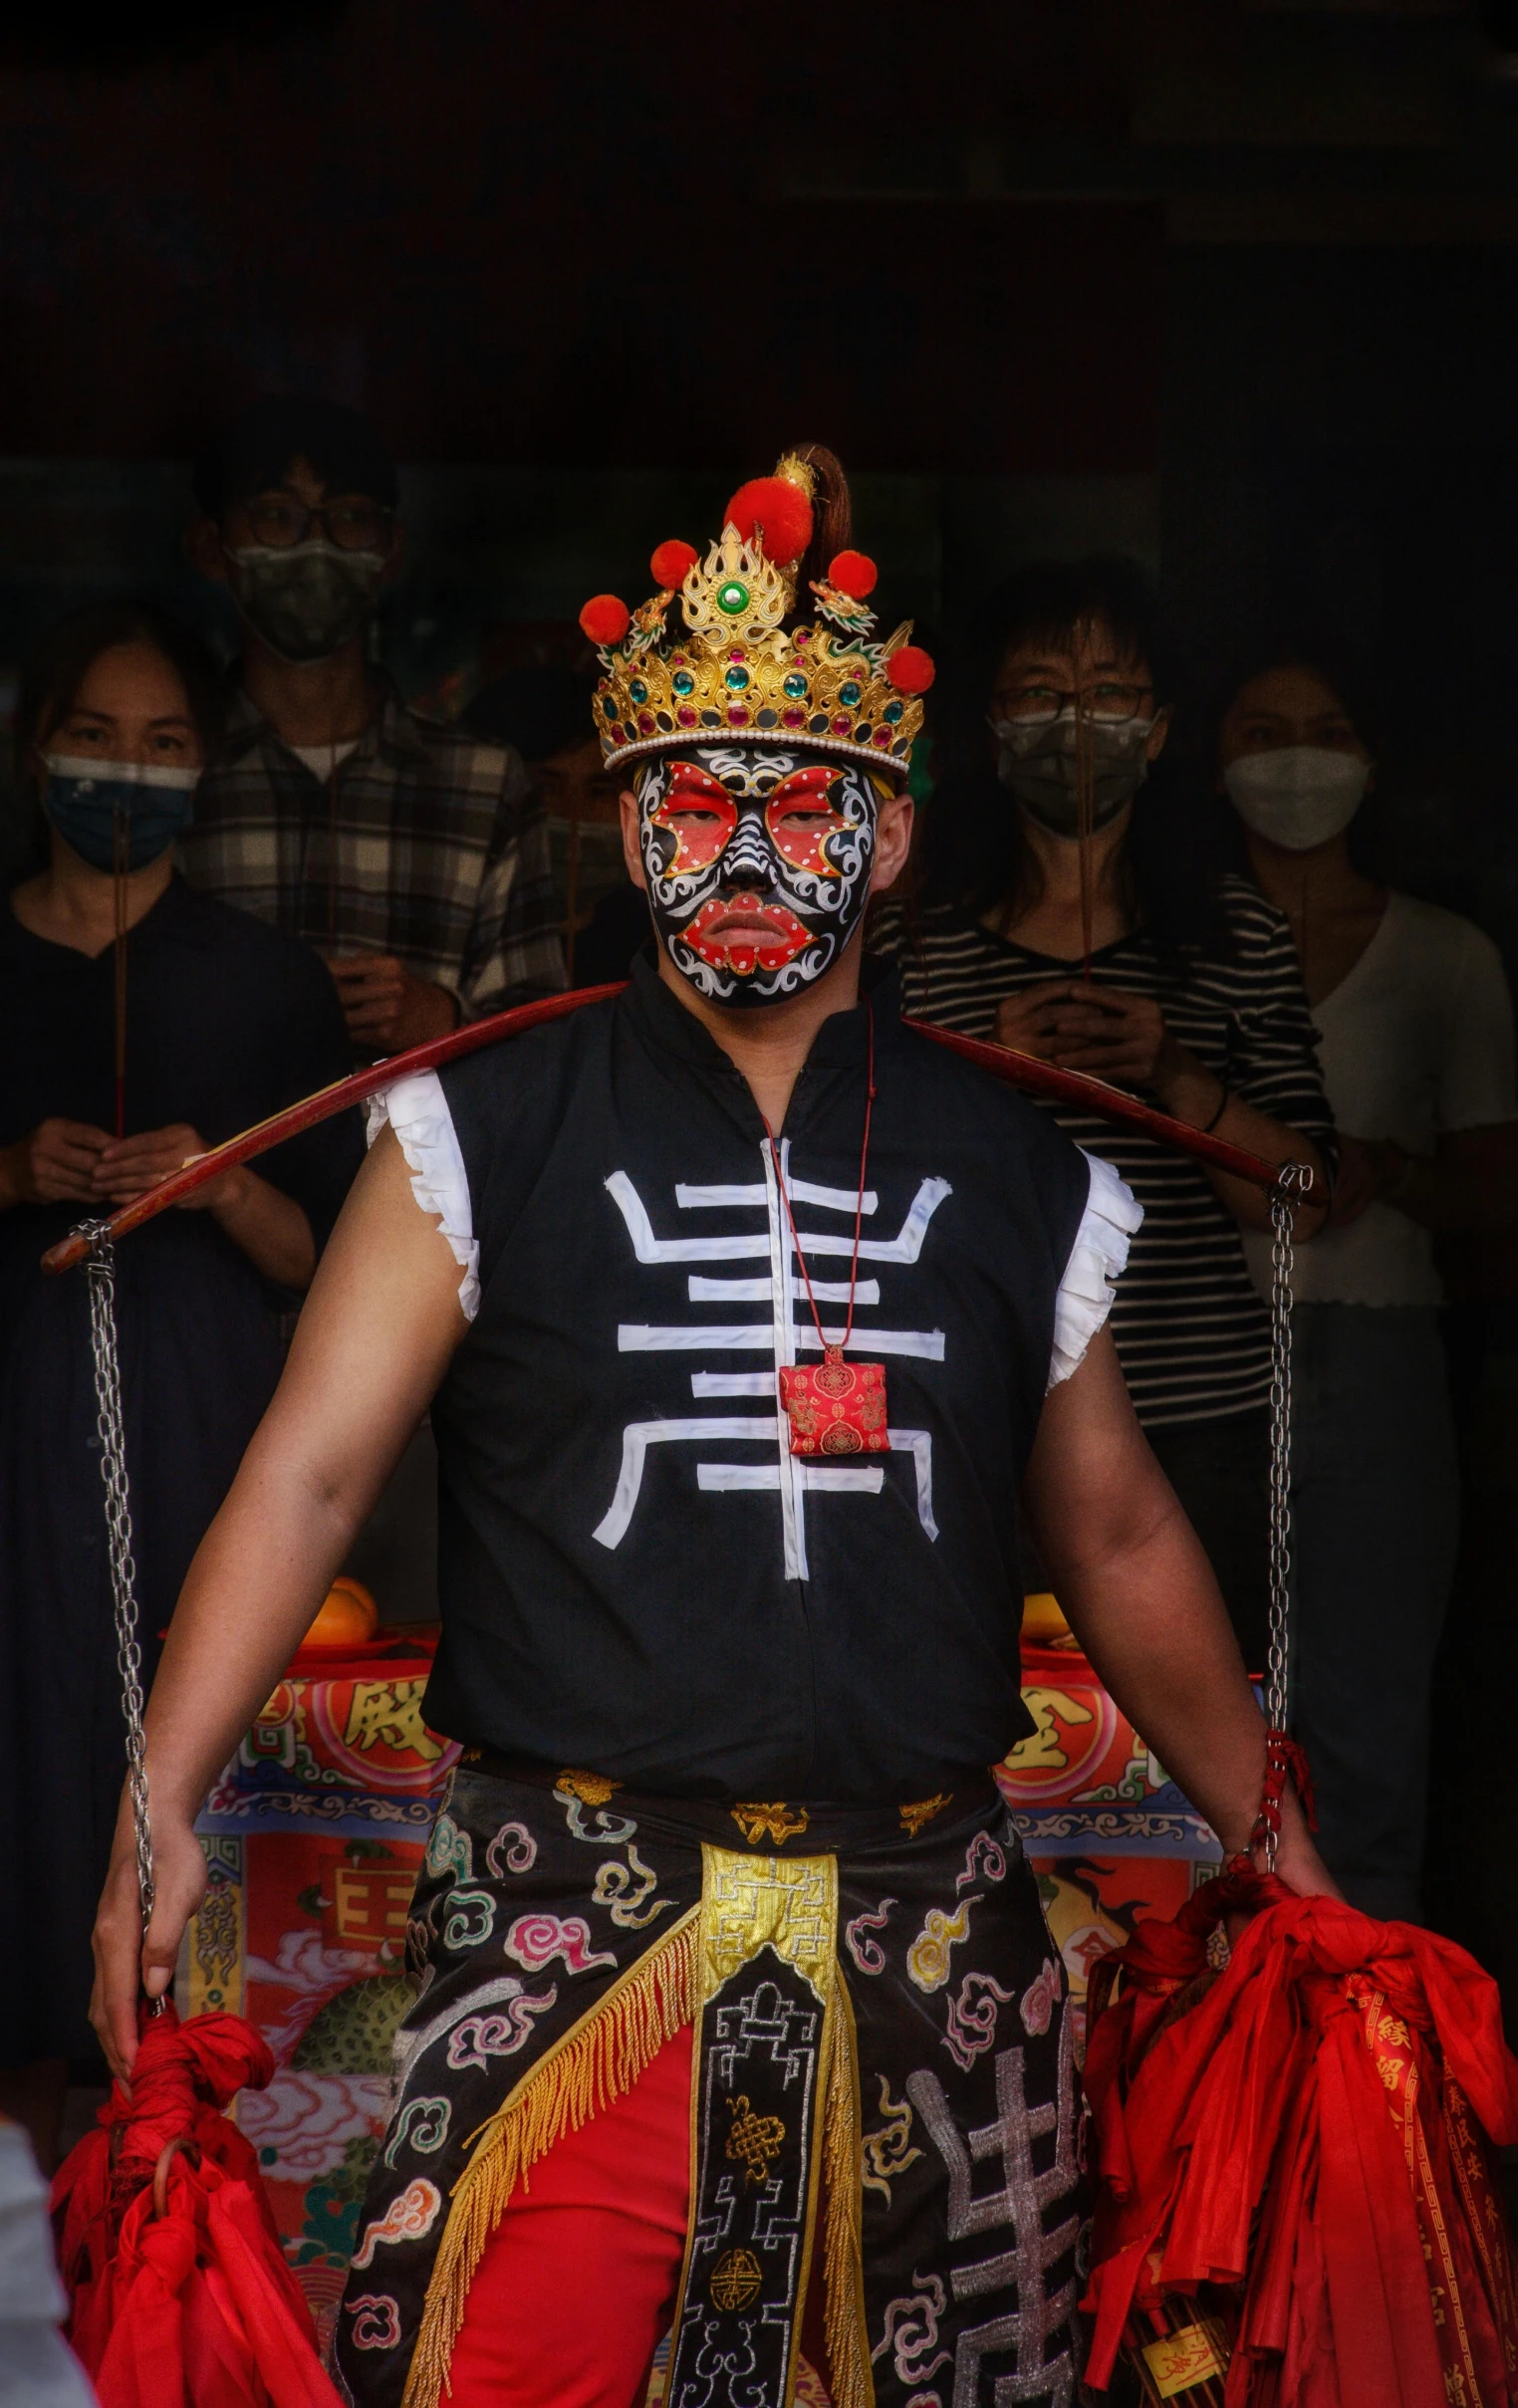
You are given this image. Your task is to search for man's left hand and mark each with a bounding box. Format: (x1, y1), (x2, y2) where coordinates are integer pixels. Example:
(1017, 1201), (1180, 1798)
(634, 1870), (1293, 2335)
(327, 954), (460, 1051)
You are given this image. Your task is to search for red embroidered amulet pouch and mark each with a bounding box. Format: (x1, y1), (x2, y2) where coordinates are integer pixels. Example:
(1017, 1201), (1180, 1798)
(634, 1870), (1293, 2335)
(778, 1348), (888, 1456)
(765, 1009), (887, 1461)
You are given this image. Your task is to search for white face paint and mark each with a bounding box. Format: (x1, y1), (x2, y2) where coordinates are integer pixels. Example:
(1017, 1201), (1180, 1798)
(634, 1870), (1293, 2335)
(634, 745), (881, 1007)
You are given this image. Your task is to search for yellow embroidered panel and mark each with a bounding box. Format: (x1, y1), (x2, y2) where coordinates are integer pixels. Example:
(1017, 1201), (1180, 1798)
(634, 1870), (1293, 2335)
(187, 1836), (244, 2019)
(700, 1845), (838, 2000)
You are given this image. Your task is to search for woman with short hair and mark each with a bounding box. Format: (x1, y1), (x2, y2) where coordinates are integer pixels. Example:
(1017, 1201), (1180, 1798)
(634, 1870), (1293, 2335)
(879, 559), (1334, 1672)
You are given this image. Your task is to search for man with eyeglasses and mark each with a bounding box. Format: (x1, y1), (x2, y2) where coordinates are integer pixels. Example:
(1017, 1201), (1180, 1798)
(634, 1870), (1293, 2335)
(180, 397), (564, 1054)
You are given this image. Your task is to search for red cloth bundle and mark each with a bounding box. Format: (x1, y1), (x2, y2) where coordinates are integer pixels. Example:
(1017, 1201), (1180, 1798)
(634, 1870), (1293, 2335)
(1083, 1865), (1518, 2404)
(51, 2006), (342, 2408)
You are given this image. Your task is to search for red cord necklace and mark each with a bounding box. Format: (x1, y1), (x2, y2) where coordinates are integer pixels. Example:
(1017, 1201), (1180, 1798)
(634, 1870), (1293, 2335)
(759, 1007), (889, 1459)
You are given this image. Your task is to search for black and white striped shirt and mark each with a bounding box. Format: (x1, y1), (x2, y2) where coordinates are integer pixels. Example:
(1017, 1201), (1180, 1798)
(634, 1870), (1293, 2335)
(875, 877), (1334, 1428)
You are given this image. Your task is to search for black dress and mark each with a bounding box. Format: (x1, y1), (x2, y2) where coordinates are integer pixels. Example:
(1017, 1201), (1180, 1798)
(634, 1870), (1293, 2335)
(0, 876), (364, 2070)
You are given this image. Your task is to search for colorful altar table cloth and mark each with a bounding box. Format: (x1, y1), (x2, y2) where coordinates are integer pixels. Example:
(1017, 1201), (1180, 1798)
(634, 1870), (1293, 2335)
(188, 1629), (1220, 2353)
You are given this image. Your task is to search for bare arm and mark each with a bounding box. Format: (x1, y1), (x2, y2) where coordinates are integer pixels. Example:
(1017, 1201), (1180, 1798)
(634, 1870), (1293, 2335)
(1147, 1059), (1328, 1237)
(1023, 1325), (1336, 1887)
(91, 1127), (469, 2079)
(201, 1166), (318, 1288)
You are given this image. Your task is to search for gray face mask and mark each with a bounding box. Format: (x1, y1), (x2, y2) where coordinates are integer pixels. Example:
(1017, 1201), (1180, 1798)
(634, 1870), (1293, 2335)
(992, 707), (1153, 839)
(227, 538), (386, 665)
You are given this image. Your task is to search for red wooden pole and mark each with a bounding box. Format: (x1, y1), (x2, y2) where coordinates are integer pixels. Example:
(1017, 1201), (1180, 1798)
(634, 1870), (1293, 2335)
(899, 1019), (1312, 1197)
(42, 983), (1311, 1277)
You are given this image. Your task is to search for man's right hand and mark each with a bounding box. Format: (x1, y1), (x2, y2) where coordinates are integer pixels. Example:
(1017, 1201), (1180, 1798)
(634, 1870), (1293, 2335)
(90, 1802), (208, 2083)
(1268, 1782), (1343, 1901)
(327, 953), (459, 1052)
(0, 1117), (111, 1208)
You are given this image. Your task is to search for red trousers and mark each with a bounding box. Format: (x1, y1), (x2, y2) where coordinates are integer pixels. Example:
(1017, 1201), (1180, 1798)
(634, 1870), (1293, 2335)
(446, 2024), (693, 2407)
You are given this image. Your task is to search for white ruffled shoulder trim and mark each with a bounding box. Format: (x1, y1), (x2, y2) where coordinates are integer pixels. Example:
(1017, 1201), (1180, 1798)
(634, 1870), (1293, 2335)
(1048, 1151), (1142, 1391)
(366, 1070), (481, 1322)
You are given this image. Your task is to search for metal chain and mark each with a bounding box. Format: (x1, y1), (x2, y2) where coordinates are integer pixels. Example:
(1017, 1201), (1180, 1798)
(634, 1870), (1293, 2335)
(1264, 1165), (1313, 1762)
(81, 1226), (155, 1935)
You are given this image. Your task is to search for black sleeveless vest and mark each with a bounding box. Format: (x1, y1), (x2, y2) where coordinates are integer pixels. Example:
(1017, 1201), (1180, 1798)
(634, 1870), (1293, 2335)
(423, 956), (1092, 1804)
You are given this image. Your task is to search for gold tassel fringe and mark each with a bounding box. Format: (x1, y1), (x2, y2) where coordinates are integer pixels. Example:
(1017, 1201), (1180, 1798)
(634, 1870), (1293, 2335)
(822, 1988), (876, 2408)
(402, 1905), (699, 2408)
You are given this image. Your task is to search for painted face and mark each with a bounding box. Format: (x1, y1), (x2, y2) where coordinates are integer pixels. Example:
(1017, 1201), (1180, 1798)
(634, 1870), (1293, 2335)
(634, 745), (881, 1006)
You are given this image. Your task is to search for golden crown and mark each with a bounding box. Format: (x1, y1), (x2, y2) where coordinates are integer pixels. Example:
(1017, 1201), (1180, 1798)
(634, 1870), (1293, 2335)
(579, 455), (934, 781)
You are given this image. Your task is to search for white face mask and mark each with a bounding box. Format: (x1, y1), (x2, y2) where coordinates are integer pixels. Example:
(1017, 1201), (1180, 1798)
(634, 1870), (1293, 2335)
(1224, 745), (1369, 851)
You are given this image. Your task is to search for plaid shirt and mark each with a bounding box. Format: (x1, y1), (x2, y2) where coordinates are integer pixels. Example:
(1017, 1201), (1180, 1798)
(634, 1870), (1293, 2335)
(178, 683), (565, 1019)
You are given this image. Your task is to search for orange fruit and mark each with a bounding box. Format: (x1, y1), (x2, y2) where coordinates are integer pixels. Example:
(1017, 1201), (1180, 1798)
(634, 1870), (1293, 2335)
(1021, 1590), (1072, 1646)
(304, 1575), (379, 1647)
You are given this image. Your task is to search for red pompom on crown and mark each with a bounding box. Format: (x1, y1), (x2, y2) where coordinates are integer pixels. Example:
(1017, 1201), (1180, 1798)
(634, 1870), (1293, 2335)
(886, 645), (935, 695)
(649, 540), (698, 591)
(828, 549), (878, 600)
(723, 476), (814, 568)
(579, 595), (632, 647)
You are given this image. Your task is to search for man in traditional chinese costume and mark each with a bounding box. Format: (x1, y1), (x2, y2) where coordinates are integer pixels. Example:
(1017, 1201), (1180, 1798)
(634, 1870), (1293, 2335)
(93, 448), (1331, 2408)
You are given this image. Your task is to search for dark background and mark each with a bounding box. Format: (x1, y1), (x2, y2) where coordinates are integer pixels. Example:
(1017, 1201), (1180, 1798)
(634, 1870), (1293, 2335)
(7, 1), (1518, 954)
(6, 0), (1518, 2001)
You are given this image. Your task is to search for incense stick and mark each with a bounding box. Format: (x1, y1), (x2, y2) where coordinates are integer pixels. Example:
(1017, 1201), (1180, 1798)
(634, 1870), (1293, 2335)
(113, 808), (128, 1140)
(1074, 623), (1095, 984)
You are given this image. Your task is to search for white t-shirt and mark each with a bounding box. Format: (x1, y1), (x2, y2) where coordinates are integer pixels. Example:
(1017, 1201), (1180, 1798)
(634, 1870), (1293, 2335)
(1244, 892), (1517, 1308)
(287, 738), (361, 777)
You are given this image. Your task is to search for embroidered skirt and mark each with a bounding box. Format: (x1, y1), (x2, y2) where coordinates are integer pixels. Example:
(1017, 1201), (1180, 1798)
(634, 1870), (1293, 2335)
(336, 1764), (1086, 2408)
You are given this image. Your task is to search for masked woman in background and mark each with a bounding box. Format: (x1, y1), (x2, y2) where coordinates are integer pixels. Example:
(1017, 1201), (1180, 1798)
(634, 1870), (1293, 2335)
(1222, 656), (1518, 1919)
(0, 603), (363, 2167)
(878, 559), (1334, 1672)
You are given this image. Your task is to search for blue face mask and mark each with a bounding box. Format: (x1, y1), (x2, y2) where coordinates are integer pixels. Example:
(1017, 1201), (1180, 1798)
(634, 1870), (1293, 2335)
(40, 754), (199, 872)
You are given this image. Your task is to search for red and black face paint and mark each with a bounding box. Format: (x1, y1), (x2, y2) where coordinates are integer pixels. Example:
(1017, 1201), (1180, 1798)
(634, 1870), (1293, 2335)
(634, 745), (882, 1007)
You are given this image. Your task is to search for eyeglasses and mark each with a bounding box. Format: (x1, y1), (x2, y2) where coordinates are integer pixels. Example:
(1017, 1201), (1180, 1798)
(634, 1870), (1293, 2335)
(242, 495), (393, 553)
(994, 680), (1153, 727)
